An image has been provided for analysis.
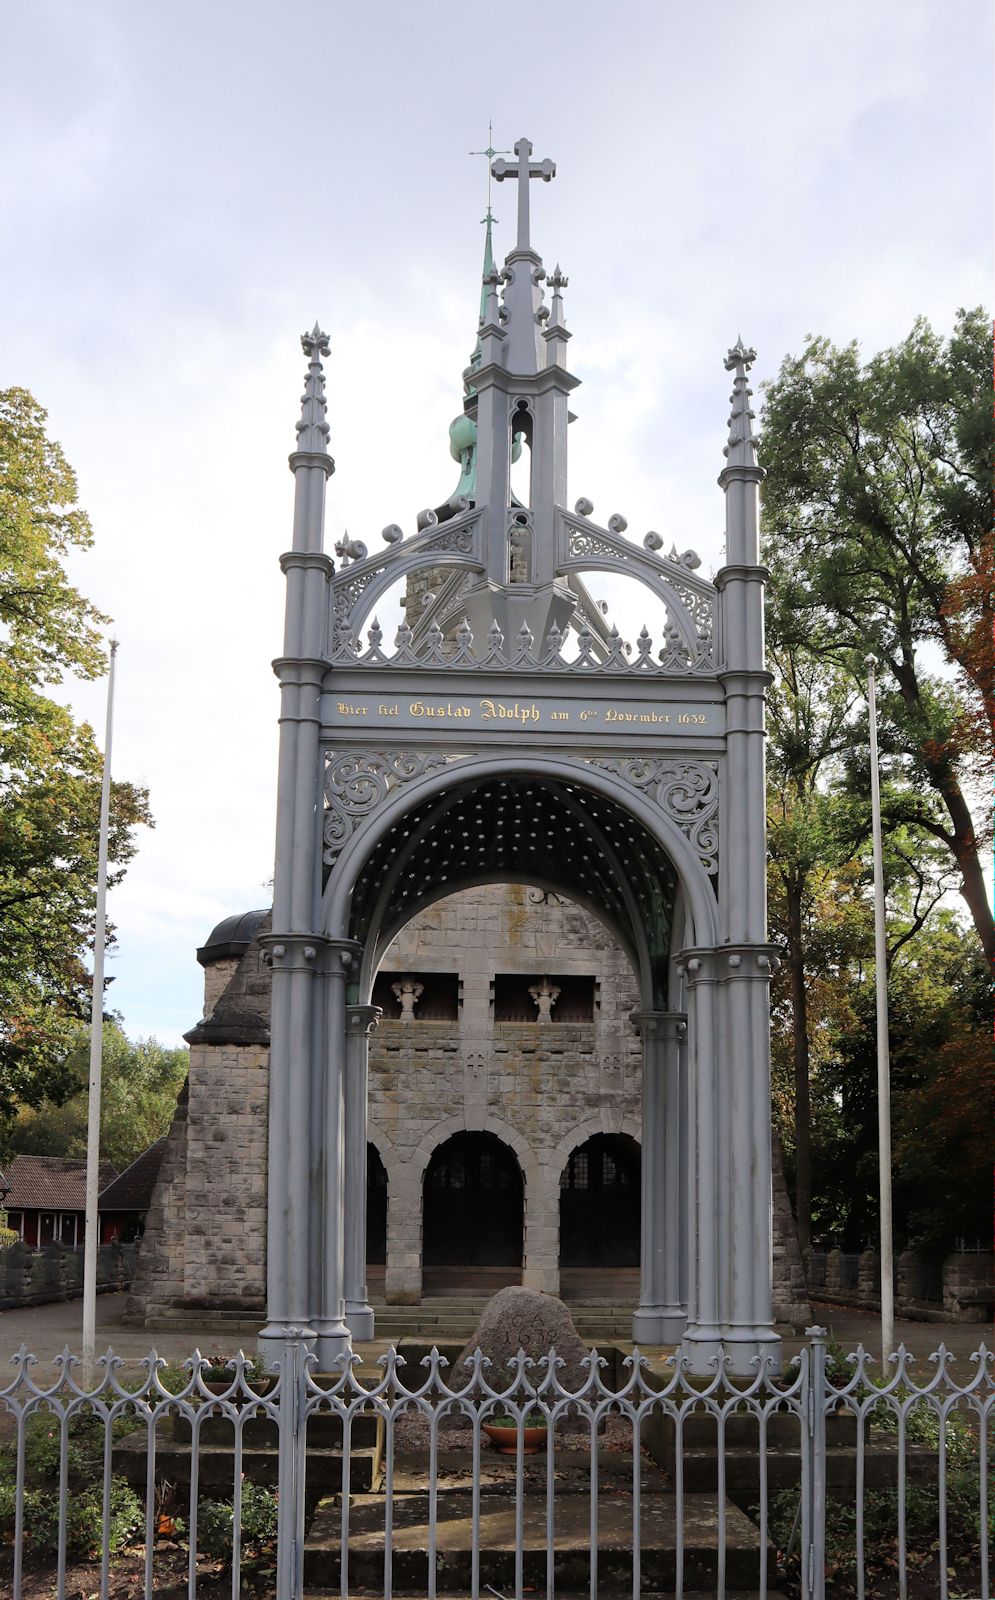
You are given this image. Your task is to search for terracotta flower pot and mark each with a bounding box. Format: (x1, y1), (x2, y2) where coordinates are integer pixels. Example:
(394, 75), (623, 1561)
(482, 1422), (547, 1455)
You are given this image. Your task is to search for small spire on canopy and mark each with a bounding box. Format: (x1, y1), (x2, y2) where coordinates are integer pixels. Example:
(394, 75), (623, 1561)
(723, 336), (759, 471)
(466, 207), (498, 386)
(296, 324), (331, 455)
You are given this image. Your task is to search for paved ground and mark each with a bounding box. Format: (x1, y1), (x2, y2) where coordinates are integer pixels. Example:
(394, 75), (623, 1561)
(0, 1293), (988, 1374)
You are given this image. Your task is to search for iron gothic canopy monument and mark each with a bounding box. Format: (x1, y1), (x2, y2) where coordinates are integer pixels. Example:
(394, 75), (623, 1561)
(134, 139), (805, 1376)
(262, 136), (779, 1378)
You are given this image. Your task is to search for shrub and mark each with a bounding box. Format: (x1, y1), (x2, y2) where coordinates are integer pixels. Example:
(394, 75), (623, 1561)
(196, 1480), (278, 1563)
(0, 1477), (141, 1557)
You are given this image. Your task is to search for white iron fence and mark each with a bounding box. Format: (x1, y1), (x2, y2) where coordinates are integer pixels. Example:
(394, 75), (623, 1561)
(0, 1328), (989, 1600)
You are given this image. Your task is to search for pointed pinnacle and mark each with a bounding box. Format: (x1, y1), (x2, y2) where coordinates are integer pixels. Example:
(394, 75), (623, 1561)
(302, 323), (331, 358)
(724, 336), (756, 373)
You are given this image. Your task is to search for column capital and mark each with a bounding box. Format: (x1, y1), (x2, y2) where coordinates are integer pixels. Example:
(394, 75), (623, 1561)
(346, 1003), (382, 1035)
(279, 550), (335, 577)
(714, 562), (769, 591)
(630, 1009), (687, 1043)
(288, 449), (336, 477)
(258, 931), (323, 974)
(259, 933), (362, 976)
(676, 944), (781, 984)
(716, 667), (774, 695)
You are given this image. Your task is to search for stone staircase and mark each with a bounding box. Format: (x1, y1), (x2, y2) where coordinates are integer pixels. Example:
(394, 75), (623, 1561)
(302, 1446), (783, 1596)
(372, 1296), (637, 1344)
(646, 1404), (932, 1498)
(114, 1399), (383, 1496)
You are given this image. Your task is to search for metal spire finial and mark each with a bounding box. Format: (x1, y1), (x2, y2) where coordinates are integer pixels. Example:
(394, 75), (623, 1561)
(470, 120), (511, 215)
(723, 338), (760, 471)
(296, 324), (331, 453)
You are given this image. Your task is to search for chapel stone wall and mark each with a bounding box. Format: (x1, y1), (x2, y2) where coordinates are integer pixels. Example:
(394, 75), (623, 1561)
(370, 884), (642, 1301)
(134, 882), (808, 1328)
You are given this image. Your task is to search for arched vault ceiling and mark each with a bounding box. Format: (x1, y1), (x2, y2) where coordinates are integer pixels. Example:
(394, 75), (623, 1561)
(347, 776), (679, 1007)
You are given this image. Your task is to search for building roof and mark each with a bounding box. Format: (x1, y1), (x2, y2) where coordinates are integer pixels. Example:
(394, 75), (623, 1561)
(98, 1138), (167, 1212)
(186, 909), (272, 1047)
(4, 1155), (118, 1211)
(197, 908), (269, 968)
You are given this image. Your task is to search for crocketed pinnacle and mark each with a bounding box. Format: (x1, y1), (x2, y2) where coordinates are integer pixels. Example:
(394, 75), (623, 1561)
(296, 323), (332, 454)
(723, 336), (759, 471)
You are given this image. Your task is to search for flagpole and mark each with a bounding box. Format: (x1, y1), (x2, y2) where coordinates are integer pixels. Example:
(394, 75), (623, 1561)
(865, 652), (895, 1368)
(82, 639), (118, 1381)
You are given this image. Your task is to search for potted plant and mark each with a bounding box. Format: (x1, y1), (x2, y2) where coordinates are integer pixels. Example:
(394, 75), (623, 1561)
(481, 1364), (548, 1454)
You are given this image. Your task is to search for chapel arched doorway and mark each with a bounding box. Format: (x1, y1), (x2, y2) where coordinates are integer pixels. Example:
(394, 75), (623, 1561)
(422, 1131), (524, 1294)
(366, 1144), (387, 1299)
(559, 1133), (640, 1298)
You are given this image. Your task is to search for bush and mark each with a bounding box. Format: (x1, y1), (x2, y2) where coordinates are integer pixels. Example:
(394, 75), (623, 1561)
(196, 1480), (278, 1564)
(0, 1475), (141, 1557)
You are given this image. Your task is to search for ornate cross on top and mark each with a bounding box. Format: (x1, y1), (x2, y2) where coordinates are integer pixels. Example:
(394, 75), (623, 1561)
(491, 136), (556, 254)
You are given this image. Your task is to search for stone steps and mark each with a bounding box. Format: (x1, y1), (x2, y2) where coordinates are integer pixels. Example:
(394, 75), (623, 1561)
(114, 1434), (380, 1494)
(372, 1301), (637, 1341)
(112, 1407), (383, 1494)
(303, 1489), (777, 1590)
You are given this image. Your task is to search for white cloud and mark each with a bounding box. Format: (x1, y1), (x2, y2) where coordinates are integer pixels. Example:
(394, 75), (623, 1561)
(2, 0), (990, 1039)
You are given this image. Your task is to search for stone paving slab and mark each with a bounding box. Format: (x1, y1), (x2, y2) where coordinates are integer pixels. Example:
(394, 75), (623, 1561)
(386, 1446), (671, 1494)
(305, 1490), (772, 1588)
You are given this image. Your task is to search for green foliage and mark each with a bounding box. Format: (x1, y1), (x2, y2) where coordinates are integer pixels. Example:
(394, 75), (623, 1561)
(195, 1479), (278, 1562)
(0, 1409), (142, 1557)
(0, 1477), (143, 1558)
(3, 1018), (188, 1168)
(767, 1399), (992, 1595)
(0, 387), (152, 1125)
(807, 915), (992, 1251)
(760, 310), (995, 963)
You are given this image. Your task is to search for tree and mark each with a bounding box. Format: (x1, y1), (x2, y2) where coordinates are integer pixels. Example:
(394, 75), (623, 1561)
(759, 310), (994, 966)
(765, 617), (864, 1251)
(3, 1021), (188, 1172)
(808, 912), (992, 1256)
(0, 388), (151, 1122)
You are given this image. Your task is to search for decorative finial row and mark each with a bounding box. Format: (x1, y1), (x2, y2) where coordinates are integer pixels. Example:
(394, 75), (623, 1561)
(723, 336), (760, 471)
(296, 322), (332, 454)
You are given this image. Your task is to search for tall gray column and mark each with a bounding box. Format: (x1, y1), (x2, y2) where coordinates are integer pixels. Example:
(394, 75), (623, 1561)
(343, 1004), (380, 1341)
(704, 339), (781, 1375)
(677, 953), (723, 1374)
(631, 1011), (687, 1346)
(718, 943), (781, 1372)
(258, 935), (321, 1358)
(313, 943), (356, 1370)
(259, 328), (335, 1365)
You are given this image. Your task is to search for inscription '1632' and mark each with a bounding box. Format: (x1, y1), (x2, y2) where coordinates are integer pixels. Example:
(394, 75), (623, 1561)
(326, 693), (722, 736)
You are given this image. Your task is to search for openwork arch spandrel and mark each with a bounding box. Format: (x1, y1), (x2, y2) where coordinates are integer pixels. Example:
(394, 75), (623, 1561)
(322, 750), (721, 953)
(320, 754), (721, 1011)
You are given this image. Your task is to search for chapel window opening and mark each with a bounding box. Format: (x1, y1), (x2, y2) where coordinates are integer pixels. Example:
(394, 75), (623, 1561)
(492, 972), (596, 1023)
(372, 970), (460, 1021)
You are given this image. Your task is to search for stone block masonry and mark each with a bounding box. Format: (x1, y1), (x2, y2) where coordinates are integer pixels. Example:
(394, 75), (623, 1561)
(132, 884), (807, 1326)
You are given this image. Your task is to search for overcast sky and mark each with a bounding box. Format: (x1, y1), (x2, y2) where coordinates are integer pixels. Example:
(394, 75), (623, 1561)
(2, 0), (990, 1046)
